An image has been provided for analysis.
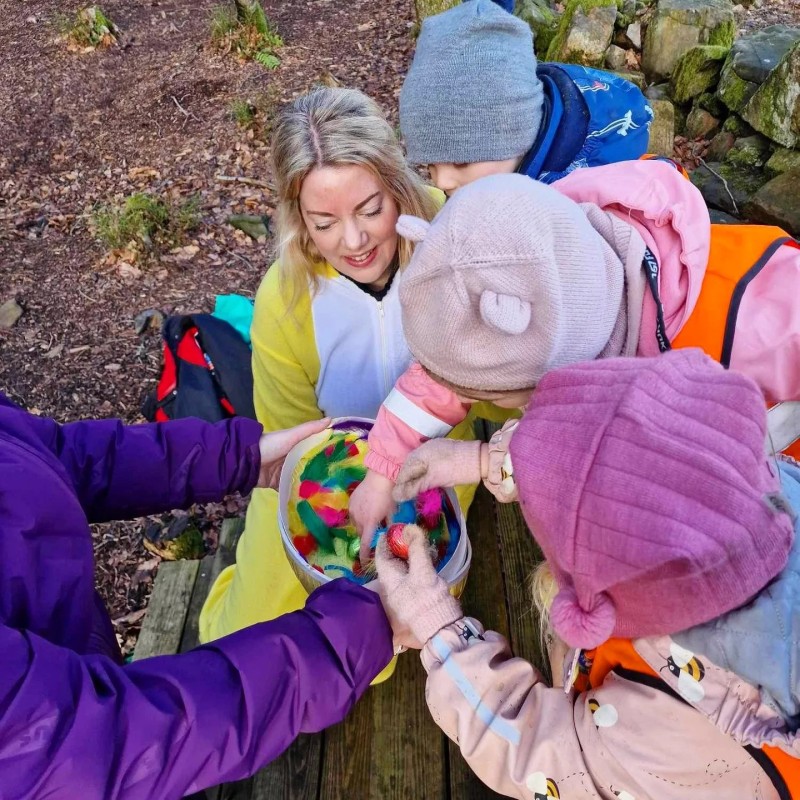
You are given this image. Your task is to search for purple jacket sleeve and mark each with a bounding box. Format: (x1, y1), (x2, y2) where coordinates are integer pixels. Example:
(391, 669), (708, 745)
(23, 413), (263, 523)
(0, 579), (392, 800)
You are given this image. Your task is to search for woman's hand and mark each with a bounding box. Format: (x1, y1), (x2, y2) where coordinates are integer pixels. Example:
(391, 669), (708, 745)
(257, 418), (331, 489)
(351, 469), (398, 562)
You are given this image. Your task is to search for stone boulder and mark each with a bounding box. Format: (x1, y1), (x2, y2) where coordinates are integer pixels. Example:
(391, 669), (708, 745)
(648, 99), (676, 156)
(642, 0), (735, 82)
(670, 44), (729, 103)
(716, 25), (800, 112)
(706, 130), (736, 160)
(546, 0), (617, 66)
(746, 168), (800, 234)
(741, 41), (800, 148)
(765, 147), (800, 178)
(724, 134), (772, 169)
(690, 161), (769, 215)
(685, 107), (720, 139)
(516, 0), (560, 57)
(606, 44), (628, 70)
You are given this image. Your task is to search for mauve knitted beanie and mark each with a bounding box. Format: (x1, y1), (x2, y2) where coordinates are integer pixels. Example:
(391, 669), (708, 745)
(400, 0), (544, 166)
(396, 172), (626, 391)
(509, 349), (795, 649)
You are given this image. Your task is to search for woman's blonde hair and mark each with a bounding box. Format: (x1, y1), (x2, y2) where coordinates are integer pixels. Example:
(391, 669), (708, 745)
(271, 87), (439, 307)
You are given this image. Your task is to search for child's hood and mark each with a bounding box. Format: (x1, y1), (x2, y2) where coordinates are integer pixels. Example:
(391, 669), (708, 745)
(672, 456), (800, 727)
(553, 160), (711, 353)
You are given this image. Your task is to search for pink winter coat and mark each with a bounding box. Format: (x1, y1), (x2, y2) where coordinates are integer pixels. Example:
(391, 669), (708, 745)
(423, 620), (799, 799)
(366, 162), (800, 480)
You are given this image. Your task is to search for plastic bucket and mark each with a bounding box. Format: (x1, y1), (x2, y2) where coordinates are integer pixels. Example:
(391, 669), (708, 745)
(277, 417), (472, 597)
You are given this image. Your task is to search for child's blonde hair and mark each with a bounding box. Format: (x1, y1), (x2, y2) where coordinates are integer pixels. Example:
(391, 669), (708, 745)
(271, 87), (439, 308)
(530, 560), (558, 654)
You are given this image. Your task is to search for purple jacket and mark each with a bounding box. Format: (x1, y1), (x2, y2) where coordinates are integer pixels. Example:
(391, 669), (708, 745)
(0, 394), (393, 799)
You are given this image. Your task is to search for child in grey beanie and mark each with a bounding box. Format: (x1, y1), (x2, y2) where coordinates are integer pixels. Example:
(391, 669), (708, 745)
(400, 0), (654, 194)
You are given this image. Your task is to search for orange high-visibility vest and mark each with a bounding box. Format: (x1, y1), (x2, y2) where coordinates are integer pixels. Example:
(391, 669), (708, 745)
(645, 224), (800, 458)
(581, 638), (799, 798)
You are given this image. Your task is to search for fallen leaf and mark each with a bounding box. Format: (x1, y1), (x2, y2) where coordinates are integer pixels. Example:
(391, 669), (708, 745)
(128, 166), (161, 180)
(169, 244), (200, 260)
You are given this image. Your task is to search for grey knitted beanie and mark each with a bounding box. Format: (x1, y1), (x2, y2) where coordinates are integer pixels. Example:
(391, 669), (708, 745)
(400, 0), (544, 166)
(396, 173), (627, 392)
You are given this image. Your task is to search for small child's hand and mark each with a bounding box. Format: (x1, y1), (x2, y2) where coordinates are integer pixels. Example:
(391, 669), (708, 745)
(483, 419), (519, 503)
(350, 469), (397, 563)
(392, 439), (484, 502)
(374, 525), (463, 649)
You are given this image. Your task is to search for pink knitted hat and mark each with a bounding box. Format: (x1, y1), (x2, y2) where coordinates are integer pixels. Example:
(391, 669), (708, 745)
(509, 349), (795, 649)
(396, 173), (630, 391)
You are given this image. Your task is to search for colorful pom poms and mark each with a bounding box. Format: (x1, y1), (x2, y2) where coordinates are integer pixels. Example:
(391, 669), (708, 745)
(296, 499), (334, 551)
(293, 535), (316, 557)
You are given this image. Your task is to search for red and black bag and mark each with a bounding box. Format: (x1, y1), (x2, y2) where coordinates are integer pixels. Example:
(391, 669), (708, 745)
(143, 314), (256, 423)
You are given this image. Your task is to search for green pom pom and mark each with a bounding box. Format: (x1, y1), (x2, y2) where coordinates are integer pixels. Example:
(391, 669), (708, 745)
(302, 447), (330, 483)
(296, 499), (334, 552)
(347, 536), (360, 560)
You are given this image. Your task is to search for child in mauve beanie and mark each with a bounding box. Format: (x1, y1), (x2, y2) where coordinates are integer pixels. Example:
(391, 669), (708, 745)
(373, 351), (800, 799)
(400, 0), (653, 194)
(349, 162), (800, 553)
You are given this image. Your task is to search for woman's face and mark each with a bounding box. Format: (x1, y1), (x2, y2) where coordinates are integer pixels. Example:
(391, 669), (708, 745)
(299, 164), (400, 290)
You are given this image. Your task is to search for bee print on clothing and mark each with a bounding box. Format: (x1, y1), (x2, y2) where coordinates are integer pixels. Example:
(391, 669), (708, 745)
(661, 642), (706, 703)
(525, 771), (560, 799)
(588, 698), (619, 728)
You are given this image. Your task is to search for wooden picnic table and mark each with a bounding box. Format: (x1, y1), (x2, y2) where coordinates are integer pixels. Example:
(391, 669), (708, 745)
(134, 424), (544, 800)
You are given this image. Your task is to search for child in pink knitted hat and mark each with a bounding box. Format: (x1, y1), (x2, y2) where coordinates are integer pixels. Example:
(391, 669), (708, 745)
(375, 350), (800, 798)
(351, 160), (800, 553)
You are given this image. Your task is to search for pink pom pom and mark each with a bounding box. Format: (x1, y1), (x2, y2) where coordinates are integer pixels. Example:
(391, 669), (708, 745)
(550, 585), (616, 649)
(416, 489), (442, 529)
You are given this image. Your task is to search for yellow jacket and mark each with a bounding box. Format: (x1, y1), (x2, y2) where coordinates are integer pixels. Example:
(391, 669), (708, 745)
(200, 194), (511, 643)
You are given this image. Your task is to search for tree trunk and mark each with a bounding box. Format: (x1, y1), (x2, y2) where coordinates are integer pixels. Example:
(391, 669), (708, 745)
(415, 0), (460, 23)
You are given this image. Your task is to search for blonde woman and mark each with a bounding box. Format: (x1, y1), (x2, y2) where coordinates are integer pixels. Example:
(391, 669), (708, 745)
(198, 87), (477, 651)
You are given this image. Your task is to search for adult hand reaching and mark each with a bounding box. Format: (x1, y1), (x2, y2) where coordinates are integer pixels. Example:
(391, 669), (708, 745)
(257, 418), (331, 489)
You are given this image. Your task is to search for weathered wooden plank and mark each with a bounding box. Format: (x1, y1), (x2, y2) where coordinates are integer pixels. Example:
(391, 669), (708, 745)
(495, 496), (547, 675)
(133, 558), (199, 661)
(249, 734), (321, 800)
(320, 651), (445, 800)
(179, 517), (245, 653)
(448, 483), (512, 800)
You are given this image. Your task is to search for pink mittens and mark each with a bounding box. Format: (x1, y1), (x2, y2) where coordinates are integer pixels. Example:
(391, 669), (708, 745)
(392, 439), (483, 502)
(375, 525), (463, 647)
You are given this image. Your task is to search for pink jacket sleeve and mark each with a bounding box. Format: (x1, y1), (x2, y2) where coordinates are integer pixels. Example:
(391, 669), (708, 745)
(421, 620), (778, 800)
(421, 619), (593, 799)
(365, 362), (470, 481)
